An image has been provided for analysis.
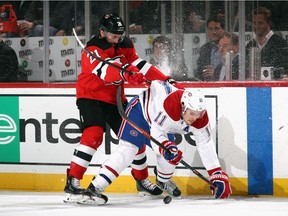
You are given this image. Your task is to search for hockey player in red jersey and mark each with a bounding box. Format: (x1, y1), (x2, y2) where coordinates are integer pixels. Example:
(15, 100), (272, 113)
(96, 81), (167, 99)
(64, 14), (179, 202)
(77, 80), (232, 205)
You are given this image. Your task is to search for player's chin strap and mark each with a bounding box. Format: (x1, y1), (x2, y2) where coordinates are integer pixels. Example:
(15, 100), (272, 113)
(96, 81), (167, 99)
(116, 85), (216, 189)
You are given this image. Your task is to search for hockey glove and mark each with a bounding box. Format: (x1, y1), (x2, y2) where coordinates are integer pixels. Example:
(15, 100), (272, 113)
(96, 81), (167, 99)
(121, 64), (144, 85)
(166, 78), (184, 89)
(159, 141), (183, 165)
(209, 168), (232, 199)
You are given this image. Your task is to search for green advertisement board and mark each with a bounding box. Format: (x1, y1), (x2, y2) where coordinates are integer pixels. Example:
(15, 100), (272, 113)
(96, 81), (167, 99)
(0, 96), (20, 162)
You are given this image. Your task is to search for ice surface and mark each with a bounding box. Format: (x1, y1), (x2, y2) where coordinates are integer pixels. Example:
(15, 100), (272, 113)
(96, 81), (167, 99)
(0, 191), (288, 216)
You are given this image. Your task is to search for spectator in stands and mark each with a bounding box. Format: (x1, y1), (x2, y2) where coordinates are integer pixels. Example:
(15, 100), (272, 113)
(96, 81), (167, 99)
(246, 6), (288, 79)
(195, 16), (225, 81)
(150, 36), (188, 81)
(18, 1), (74, 37)
(0, 33), (23, 81)
(72, 0), (119, 36)
(186, 11), (206, 33)
(127, 1), (143, 34)
(182, 1), (207, 33)
(0, 2), (33, 37)
(218, 32), (241, 80)
(183, 2), (206, 33)
(247, 2), (288, 31)
(4, 1), (33, 21)
(128, 1), (172, 34)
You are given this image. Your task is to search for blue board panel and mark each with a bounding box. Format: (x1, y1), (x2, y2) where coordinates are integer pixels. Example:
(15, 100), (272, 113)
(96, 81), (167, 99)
(247, 87), (273, 194)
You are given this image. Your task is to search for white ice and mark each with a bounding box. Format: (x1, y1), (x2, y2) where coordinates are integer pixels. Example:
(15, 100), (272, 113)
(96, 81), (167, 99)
(0, 191), (288, 216)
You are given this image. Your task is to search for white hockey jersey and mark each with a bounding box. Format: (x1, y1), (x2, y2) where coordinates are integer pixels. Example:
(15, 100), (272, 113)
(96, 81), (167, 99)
(138, 80), (220, 171)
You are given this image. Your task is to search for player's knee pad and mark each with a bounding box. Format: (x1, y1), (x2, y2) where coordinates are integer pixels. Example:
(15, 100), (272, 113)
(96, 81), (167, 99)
(156, 154), (176, 182)
(136, 145), (146, 155)
(92, 143), (137, 190)
(131, 145), (148, 179)
(131, 145), (147, 170)
(99, 140), (138, 180)
(114, 140), (139, 169)
(80, 126), (104, 150)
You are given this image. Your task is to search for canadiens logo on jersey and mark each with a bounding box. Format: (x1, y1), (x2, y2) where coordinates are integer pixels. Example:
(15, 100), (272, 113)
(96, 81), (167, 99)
(130, 130), (138, 137)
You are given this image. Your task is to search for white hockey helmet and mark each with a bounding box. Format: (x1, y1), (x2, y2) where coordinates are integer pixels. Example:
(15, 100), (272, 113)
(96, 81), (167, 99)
(181, 89), (206, 114)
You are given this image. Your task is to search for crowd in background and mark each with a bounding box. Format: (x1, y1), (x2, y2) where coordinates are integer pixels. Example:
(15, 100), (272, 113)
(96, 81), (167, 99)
(1, 0), (288, 82)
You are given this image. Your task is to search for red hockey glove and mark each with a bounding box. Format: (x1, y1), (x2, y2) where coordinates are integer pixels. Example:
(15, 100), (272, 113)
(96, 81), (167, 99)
(159, 141), (183, 165)
(209, 168), (232, 199)
(121, 64), (145, 85)
(166, 78), (184, 89)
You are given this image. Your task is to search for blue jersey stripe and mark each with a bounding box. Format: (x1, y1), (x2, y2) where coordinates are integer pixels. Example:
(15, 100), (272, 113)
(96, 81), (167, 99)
(163, 81), (172, 94)
(247, 87), (273, 194)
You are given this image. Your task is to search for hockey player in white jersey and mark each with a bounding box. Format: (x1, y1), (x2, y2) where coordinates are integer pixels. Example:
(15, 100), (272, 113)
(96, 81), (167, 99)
(78, 80), (232, 205)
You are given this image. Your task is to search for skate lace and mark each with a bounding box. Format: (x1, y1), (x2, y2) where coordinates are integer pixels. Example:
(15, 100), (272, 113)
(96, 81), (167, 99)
(71, 178), (83, 189)
(159, 180), (177, 192)
(141, 179), (156, 190)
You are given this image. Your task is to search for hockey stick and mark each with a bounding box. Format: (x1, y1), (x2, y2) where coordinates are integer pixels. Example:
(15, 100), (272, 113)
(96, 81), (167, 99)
(72, 28), (133, 75)
(116, 86), (216, 188)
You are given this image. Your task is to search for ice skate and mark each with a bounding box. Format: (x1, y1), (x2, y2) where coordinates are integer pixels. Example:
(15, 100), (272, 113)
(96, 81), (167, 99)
(63, 172), (85, 203)
(136, 178), (163, 196)
(77, 183), (108, 205)
(154, 167), (181, 197)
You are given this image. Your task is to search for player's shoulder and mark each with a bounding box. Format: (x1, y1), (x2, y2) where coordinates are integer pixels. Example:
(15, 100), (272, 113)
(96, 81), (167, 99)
(163, 90), (183, 121)
(118, 36), (134, 48)
(86, 35), (112, 50)
(151, 80), (180, 92)
(191, 112), (209, 129)
(86, 35), (134, 50)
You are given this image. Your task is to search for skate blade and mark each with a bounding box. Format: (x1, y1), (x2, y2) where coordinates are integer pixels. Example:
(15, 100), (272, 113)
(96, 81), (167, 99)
(138, 191), (153, 197)
(63, 193), (82, 203)
(165, 189), (182, 198)
(77, 195), (107, 205)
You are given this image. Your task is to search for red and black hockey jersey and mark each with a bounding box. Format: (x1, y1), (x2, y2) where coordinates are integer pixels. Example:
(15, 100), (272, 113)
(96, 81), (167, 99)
(76, 35), (168, 104)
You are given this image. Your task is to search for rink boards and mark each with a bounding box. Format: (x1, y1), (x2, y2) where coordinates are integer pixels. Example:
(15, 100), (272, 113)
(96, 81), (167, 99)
(0, 82), (287, 197)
